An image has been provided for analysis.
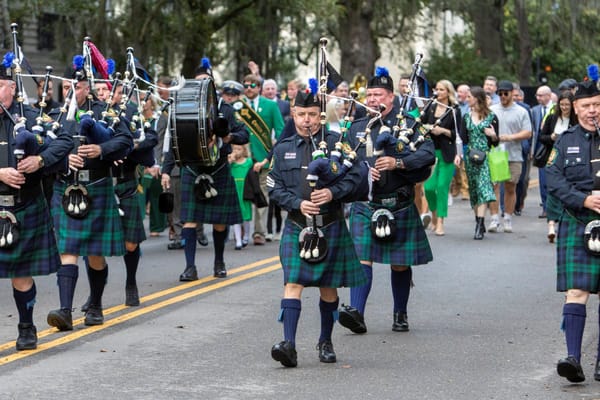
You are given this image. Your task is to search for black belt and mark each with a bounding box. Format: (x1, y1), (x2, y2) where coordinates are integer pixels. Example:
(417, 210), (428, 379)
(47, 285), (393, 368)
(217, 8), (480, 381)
(288, 207), (344, 228)
(0, 184), (43, 211)
(60, 168), (112, 184)
(371, 186), (414, 209)
(116, 170), (137, 184)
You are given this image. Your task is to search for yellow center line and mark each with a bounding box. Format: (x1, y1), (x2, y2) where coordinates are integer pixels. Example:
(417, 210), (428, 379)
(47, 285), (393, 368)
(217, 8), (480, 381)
(0, 258), (280, 357)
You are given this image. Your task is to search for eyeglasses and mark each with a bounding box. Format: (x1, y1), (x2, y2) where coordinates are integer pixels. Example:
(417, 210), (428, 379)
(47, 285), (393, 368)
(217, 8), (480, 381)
(498, 91), (512, 97)
(243, 83), (257, 89)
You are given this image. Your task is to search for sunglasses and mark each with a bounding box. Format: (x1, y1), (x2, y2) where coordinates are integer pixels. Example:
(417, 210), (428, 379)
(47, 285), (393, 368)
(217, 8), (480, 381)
(243, 83), (257, 89)
(498, 91), (512, 97)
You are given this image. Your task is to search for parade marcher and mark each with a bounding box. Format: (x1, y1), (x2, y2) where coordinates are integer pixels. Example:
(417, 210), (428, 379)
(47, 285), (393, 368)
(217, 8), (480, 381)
(242, 74), (285, 245)
(459, 86), (499, 240)
(338, 67), (435, 334)
(423, 79), (461, 236)
(546, 79), (600, 383)
(267, 87), (366, 368)
(46, 57), (133, 331)
(161, 58), (248, 280)
(0, 59), (72, 350)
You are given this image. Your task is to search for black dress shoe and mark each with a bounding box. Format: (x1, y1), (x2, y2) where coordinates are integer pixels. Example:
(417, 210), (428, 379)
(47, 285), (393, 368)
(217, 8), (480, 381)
(317, 340), (336, 363)
(16, 323), (37, 351)
(125, 284), (140, 306)
(338, 304), (367, 334)
(197, 232), (209, 247)
(392, 312), (410, 332)
(213, 262), (227, 278)
(81, 296), (91, 313)
(271, 340), (297, 368)
(179, 265), (198, 281)
(47, 308), (73, 331)
(557, 356), (585, 383)
(84, 306), (104, 326)
(167, 240), (184, 250)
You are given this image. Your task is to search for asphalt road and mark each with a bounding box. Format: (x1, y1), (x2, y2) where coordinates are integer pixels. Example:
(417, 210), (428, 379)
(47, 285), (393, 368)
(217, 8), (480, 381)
(0, 176), (600, 399)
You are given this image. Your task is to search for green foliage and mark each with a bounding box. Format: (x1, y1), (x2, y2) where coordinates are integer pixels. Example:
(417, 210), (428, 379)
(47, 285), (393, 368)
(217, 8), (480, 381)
(425, 33), (511, 86)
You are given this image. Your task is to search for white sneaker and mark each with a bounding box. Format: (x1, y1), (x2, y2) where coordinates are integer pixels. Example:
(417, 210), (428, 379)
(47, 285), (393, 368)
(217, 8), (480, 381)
(265, 233), (274, 242)
(503, 218), (512, 233)
(488, 219), (500, 233)
(448, 196), (453, 206)
(273, 232), (282, 241)
(421, 212), (432, 229)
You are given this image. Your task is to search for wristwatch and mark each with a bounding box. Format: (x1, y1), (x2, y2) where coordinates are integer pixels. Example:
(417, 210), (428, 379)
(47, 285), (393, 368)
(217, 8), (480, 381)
(37, 156), (44, 168)
(395, 158), (404, 170)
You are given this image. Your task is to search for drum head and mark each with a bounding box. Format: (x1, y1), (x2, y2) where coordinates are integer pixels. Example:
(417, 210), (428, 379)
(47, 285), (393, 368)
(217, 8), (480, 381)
(171, 79), (219, 167)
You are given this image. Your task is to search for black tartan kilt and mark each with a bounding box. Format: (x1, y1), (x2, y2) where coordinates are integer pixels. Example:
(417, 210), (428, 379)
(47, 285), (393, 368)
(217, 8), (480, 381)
(0, 195), (61, 278)
(278, 218), (367, 288)
(349, 201), (433, 266)
(180, 163), (243, 225)
(557, 209), (600, 293)
(52, 178), (125, 256)
(115, 179), (146, 244)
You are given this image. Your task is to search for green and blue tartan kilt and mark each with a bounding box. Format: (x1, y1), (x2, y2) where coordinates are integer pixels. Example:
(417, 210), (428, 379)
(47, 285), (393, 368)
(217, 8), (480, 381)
(279, 218), (367, 288)
(180, 164), (243, 225)
(557, 209), (600, 292)
(349, 201), (433, 266)
(115, 179), (146, 244)
(0, 196), (61, 278)
(52, 178), (125, 256)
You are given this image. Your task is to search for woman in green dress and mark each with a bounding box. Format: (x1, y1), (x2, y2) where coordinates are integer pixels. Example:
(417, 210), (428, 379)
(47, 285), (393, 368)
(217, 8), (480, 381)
(459, 86), (500, 240)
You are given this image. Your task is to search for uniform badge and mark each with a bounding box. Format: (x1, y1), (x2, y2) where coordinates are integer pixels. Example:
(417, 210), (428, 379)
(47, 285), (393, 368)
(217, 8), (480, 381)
(397, 141), (404, 153)
(546, 148), (557, 166)
(330, 161), (339, 174)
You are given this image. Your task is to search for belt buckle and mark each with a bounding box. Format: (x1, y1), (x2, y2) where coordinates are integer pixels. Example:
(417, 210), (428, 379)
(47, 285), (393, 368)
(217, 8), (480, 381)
(78, 170), (90, 182)
(0, 195), (14, 207)
(381, 196), (397, 208)
(305, 215), (324, 228)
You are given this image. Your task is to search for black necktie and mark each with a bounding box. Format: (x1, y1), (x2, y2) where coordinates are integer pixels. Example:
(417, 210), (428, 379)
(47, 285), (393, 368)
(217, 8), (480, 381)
(0, 114), (10, 168)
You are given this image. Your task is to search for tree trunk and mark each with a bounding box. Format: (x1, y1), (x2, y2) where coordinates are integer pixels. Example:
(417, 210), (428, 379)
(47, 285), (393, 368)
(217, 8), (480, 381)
(469, 0), (505, 64)
(336, 0), (379, 81)
(514, 0), (532, 84)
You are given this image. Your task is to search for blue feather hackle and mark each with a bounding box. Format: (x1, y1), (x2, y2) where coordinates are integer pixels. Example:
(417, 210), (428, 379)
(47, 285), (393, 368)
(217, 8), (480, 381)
(107, 59), (115, 75)
(588, 64), (599, 81)
(2, 52), (14, 68)
(201, 57), (211, 69)
(73, 55), (85, 70)
(375, 66), (389, 78)
(308, 78), (319, 95)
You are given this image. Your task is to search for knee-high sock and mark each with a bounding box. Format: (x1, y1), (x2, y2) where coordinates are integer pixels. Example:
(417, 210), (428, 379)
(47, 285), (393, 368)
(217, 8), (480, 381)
(212, 228), (228, 264)
(391, 267), (412, 314)
(242, 221), (250, 241)
(88, 265), (108, 308)
(181, 227), (197, 267)
(319, 297), (339, 342)
(233, 224), (242, 246)
(278, 298), (301, 346)
(13, 282), (36, 324)
(563, 303), (586, 362)
(350, 264), (372, 314)
(57, 264), (79, 310)
(124, 247), (140, 287)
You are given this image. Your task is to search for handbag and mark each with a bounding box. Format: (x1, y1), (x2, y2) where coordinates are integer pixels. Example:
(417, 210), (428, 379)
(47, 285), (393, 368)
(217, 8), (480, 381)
(487, 146), (511, 182)
(533, 144), (551, 168)
(468, 148), (486, 165)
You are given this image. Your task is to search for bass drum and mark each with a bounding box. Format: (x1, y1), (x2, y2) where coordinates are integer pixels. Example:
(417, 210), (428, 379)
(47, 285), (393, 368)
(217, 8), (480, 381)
(171, 78), (219, 167)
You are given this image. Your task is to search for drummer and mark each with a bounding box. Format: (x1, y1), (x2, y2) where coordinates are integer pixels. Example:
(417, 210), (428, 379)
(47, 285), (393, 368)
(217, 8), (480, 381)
(161, 58), (247, 280)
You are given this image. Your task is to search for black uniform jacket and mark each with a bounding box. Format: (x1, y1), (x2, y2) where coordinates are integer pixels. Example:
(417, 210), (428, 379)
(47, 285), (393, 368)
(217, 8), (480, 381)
(346, 105), (436, 193)
(546, 124), (597, 211)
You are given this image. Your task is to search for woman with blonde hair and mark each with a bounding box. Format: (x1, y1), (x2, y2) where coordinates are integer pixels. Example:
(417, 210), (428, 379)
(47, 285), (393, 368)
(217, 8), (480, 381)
(423, 79), (461, 236)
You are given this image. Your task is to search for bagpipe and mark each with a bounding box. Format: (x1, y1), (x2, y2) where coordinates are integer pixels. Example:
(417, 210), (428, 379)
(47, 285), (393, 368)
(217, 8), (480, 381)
(297, 38), (370, 263)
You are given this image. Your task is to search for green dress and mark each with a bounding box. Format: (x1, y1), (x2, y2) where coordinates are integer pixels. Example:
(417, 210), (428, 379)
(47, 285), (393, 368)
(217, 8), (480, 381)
(231, 158), (253, 221)
(464, 112), (497, 208)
